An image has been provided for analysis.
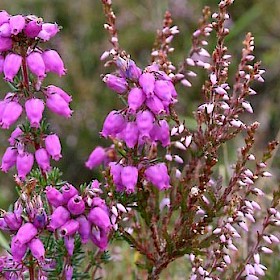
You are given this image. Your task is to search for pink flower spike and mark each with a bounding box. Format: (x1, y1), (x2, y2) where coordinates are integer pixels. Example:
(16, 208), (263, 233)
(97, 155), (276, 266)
(35, 148), (51, 172)
(26, 52), (46, 79)
(3, 53), (22, 82)
(9, 15), (25, 35)
(45, 134), (62, 161)
(16, 152), (34, 179)
(42, 49), (66, 76)
(46, 92), (73, 118)
(25, 98), (45, 128)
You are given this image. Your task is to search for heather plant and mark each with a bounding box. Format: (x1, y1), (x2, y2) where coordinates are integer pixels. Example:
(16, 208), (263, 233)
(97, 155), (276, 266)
(0, 0), (279, 279)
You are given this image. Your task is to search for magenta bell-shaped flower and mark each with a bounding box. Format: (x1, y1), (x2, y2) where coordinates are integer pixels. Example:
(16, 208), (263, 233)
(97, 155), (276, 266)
(109, 162), (124, 192)
(25, 98), (45, 128)
(88, 207), (111, 232)
(145, 163), (170, 190)
(0, 55), (4, 73)
(146, 95), (165, 115)
(29, 238), (45, 261)
(24, 19), (42, 38)
(123, 121), (139, 148)
(3, 212), (22, 230)
(15, 223), (38, 244)
(0, 23), (11, 37)
(33, 208), (47, 229)
(103, 74), (128, 94)
(91, 228), (108, 251)
(9, 127), (22, 145)
(11, 236), (27, 262)
(35, 148), (51, 172)
(9, 15), (25, 35)
(48, 206), (70, 231)
(154, 80), (175, 102)
(47, 85), (72, 103)
(0, 37), (12, 52)
(0, 101), (22, 129)
(136, 110), (154, 139)
(46, 92), (73, 118)
(67, 195), (85, 216)
(64, 236), (75, 256)
(1, 146), (17, 172)
(121, 166), (138, 193)
(16, 152), (34, 179)
(42, 49), (66, 76)
(0, 11), (10, 26)
(61, 184), (79, 203)
(60, 219), (79, 236)
(4, 53), (22, 82)
(128, 87), (146, 112)
(38, 23), (60, 41)
(45, 134), (62, 161)
(125, 60), (142, 80)
(76, 215), (91, 244)
(85, 146), (106, 170)
(101, 110), (125, 138)
(64, 264), (74, 280)
(26, 52), (46, 79)
(150, 120), (170, 147)
(139, 72), (155, 97)
(45, 186), (64, 207)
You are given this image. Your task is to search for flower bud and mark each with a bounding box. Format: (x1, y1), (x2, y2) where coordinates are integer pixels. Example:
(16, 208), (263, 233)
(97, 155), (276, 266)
(11, 236), (27, 262)
(103, 74), (128, 94)
(46, 93), (73, 118)
(88, 207), (111, 232)
(91, 228), (108, 251)
(42, 49), (66, 76)
(38, 23), (59, 41)
(76, 215), (91, 244)
(125, 60), (142, 80)
(0, 101), (22, 129)
(16, 152), (34, 179)
(35, 148), (51, 172)
(67, 195), (85, 216)
(15, 223), (38, 244)
(4, 212), (22, 230)
(9, 15), (25, 35)
(26, 52), (46, 79)
(48, 206), (70, 231)
(25, 98), (45, 128)
(24, 19), (42, 38)
(0, 36), (12, 52)
(1, 146), (17, 172)
(128, 87), (146, 112)
(47, 85), (72, 103)
(64, 236), (74, 256)
(4, 53), (22, 82)
(45, 134), (62, 161)
(101, 110), (125, 137)
(136, 110), (154, 138)
(139, 72), (155, 97)
(61, 184), (78, 203)
(60, 219), (79, 236)
(121, 166), (138, 193)
(33, 208), (47, 229)
(45, 186), (64, 207)
(85, 146), (106, 170)
(29, 238), (45, 261)
(145, 163), (170, 190)
(64, 264), (74, 280)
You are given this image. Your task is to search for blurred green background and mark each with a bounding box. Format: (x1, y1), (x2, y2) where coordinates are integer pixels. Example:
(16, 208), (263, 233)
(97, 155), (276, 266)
(0, 0), (279, 278)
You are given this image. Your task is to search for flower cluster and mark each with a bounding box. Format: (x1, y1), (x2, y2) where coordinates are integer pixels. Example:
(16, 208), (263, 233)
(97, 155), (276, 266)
(0, 11), (72, 179)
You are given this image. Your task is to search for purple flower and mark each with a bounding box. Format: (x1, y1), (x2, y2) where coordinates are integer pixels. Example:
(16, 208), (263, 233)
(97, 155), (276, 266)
(76, 215), (91, 244)
(0, 55), (4, 73)
(11, 236), (27, 262)
(0, 36), (12, 52)
(35, 148), (51, 172)
(3, 212), (22, 230)
(0, 101), (22, 129)
(64, 236), (75, 256)
(67, 195), (85, 216)
(88, 207), (111, 232)
(136, 110), (154, 139)
(109, 162), (124, 191)
(47, 85), (72, 103)
(25, 98), (45, 128)
(3, 53), (22, 82)
(29, 238), (45, 261)
(146, 96), (165, 115)
(154, 80), (176, 102)
(0, 23), (11, 37)
(42, 49), (66, 76)
(128, 87), (146, 112)
(145, 163), (170, 190)
(1, 147), (17, 172)
(9, 15), (25, 35)
(123, 121), (139, 148)
(85, 146), (106, 170)
(38, 23), (60, 41)
(103, 74), (128, 94)
(139, 72), (155, 97)
(45, 186), (64, 208)
(46, 92), (73, 118)
(8, 127), (22, 146)
(48, 206), (70, 231)
(60, 219), (79, 236)
(16, 152), (34, 179)
(24, 19), (42, 38)
(101, 110), (125, 138)
(26, 52), (46, 79)
(33, 208), (47, 229)
(125, 60), (142, 80)
(64, 264), (74, 280)
(61, 184), (79, 203)
(150, 120), (170, 147)
(121, 166), (138, 193)
(15, 223), (38, 244)
(45, 134), (62, 161)
(0, 11), (10, 26)
(91, 228), (108, 251)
